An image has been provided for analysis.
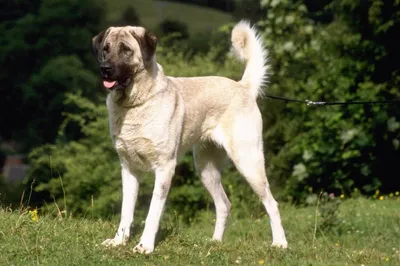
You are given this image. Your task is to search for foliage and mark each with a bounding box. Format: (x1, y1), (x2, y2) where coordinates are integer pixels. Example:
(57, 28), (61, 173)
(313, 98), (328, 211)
(159, 0), (235, 12)
(158, 19), (190, 39)
(256, 0), (400, 201)
(0, 0), (106, 151)
(102, 0), (233, 35)
(0, 174), (26, 207)
(111, 5), (141, 26)
(27, 94), (121, 217)
(1, 198), (399, 265)
(120, 5), (141, 25)
(232, 0), (266, 21)
(317, 192), (342, 234)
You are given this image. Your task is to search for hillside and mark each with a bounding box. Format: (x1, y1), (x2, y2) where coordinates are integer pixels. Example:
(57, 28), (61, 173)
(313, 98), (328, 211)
(101, 0), (234, 33)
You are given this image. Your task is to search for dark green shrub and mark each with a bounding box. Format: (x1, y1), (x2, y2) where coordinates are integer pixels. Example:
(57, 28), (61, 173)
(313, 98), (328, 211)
(159, 19), (189, 39)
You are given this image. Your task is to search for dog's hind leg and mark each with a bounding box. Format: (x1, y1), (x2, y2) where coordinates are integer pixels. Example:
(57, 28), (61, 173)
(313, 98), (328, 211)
(214, 109), (288, 248)
(193, 142), (231, 241)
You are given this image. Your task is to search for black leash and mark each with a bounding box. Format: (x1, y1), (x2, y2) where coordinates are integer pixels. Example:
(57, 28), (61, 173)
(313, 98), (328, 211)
(265, 94), (400, 106)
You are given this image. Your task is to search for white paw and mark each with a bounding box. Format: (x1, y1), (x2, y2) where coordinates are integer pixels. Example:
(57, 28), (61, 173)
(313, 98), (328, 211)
(211, 236), (223, 242)
(132, 243), (154, 254)
(271, 241), (288, 249)
(102, 237), (126, 247)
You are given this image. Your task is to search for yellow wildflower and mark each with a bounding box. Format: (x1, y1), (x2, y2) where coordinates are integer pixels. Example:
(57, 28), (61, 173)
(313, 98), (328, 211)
(375, 189), (380, 195)
(389, 193), (394, 198)
(258, 259), (265, 265)
(29, 208), (38, 222)
(395, 191), (399, 196)
(379, 196), (384, 200)
(340, 194), (345, 199)
(385, 257), (390, 262)
(335, 242), (340, 247)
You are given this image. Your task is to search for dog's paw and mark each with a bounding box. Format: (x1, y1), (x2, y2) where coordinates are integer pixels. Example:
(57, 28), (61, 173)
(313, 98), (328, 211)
(271, 241), (288, 249)
(132, 243), (154, 254)
(102, 237), (126, 247)
(210, 236), (223, 242)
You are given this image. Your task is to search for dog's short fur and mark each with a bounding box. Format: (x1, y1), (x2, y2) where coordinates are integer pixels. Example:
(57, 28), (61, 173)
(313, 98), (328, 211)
(92, 21), (287, 254)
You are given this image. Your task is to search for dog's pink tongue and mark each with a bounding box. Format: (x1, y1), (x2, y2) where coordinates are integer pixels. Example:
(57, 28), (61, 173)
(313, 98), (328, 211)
(103, 80), (116, 89)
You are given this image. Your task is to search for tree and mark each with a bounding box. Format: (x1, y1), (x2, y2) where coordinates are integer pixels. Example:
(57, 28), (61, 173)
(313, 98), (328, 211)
(112, 5), (141, 27)
(120, 6), (141, 25)
(257, 0), (400, 201)
(159, 19), (190, 39)
(0, 0), (40, 22)
(0, 0), (106, 152)
(233, 0), (265, 22)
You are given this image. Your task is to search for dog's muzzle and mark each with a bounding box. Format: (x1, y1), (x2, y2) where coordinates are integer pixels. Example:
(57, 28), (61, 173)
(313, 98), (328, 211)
(100, 63), (114, 79)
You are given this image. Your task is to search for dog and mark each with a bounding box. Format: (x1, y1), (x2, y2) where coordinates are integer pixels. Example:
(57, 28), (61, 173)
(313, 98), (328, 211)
(92, 21), (287, 254)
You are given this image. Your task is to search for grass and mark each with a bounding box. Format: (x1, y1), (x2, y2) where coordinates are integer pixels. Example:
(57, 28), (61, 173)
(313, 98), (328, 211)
(99, 0), (233, 33)
(1, 197), (399, 265)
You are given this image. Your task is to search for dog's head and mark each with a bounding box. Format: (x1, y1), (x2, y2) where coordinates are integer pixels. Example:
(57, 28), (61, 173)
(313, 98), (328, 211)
(92, 26), (157, 91)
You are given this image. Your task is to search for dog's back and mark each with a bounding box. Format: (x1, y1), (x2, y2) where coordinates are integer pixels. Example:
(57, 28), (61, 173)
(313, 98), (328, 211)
(167, 76), (245, 151)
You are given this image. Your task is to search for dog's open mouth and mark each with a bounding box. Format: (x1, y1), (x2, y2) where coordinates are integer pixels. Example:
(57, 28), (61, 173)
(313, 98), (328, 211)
(103, 78), (131, 90)
(103, 80), (117, 90)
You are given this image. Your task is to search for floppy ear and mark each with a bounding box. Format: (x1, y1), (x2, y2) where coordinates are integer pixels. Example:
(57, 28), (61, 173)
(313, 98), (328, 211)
(142, 29), (157, 62)
(131, 29), (157, 65)
(92, 30), (107, 59)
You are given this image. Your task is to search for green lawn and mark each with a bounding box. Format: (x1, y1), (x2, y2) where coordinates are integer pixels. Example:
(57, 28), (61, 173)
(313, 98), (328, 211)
(1, 197), (399, 265)
(100, 0), (233, 33)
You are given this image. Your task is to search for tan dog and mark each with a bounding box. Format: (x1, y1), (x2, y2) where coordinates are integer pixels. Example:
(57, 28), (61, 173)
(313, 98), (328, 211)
(92, 21), (287, 254)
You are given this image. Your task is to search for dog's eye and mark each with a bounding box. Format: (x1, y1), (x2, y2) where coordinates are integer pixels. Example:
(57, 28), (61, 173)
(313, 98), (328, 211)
(102, 43), (110, 58)
(103, 43), (110, 53)
(120, 43), (133, 57)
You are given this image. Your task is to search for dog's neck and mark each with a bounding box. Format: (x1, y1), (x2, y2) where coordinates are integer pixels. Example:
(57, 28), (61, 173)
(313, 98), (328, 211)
(110, 59), (167, 107)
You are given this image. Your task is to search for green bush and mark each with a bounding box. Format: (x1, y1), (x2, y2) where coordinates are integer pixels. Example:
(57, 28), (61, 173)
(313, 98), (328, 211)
(258, 0), (400, 201)
(0, 175), (25, 208)
(111, 5), (141, 27)
(158, 19), (189, 39)
(27, 94), (121, 217)
(0, 0), (105, 151)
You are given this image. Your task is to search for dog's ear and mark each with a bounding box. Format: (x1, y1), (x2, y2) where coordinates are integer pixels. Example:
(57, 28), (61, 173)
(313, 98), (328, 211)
(142, 29), (157, 61)
(131, 29), (157, 66)
(92, 29), (107, 59)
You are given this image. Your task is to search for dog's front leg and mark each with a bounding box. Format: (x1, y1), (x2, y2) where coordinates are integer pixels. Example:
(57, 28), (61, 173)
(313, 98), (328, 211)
(133, 161), (176, 254)
(102, 162), (140, 247)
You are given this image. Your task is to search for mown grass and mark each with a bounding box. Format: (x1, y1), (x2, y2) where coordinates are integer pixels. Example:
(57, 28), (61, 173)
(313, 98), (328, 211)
(99, 0), (233, 33)
(1, 197), (399, 265)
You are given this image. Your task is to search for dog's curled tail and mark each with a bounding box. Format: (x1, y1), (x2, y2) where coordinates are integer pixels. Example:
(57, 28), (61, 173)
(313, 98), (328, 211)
(231, 20), (269, 99)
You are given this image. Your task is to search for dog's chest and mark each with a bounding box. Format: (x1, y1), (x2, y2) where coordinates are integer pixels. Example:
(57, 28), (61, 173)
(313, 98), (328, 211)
(108, 103), (157, 172)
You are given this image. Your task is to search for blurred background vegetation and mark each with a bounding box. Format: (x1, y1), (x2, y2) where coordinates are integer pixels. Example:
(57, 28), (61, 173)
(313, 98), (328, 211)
(0, 0), (399, 221)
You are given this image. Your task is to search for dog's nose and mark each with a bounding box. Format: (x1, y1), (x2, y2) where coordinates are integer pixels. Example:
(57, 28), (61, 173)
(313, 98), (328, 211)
(100, 64), (113, 75)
